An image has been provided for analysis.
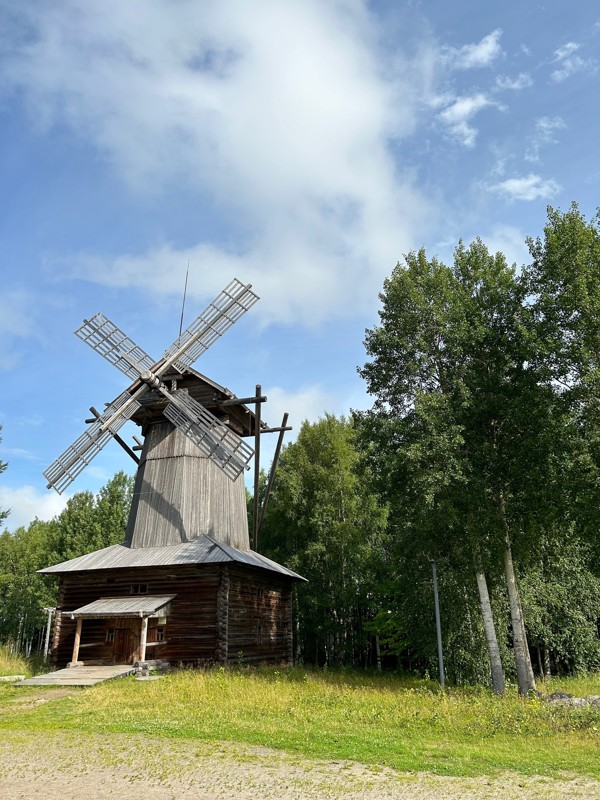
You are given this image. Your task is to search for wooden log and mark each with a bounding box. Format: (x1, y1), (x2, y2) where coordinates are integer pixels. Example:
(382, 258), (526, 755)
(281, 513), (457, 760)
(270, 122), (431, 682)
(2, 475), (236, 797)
(70, 617), (83, 665)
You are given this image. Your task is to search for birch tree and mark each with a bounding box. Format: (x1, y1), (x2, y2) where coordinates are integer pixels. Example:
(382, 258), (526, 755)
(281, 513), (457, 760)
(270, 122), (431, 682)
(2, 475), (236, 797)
(357, 240), (557, 694)
(528, 204), (600, 566)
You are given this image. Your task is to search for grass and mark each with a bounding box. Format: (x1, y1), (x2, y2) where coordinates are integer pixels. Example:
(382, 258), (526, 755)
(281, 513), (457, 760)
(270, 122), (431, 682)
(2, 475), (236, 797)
(0, 644), (30, 677)
(1, 667), (598, 779)
(0, 644), (49, 678)
(538, 672), (600, 697)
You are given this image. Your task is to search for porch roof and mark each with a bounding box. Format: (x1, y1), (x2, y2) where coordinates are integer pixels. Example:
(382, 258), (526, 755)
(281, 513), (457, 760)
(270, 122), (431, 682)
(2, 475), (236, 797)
(65, 595), (176, 619)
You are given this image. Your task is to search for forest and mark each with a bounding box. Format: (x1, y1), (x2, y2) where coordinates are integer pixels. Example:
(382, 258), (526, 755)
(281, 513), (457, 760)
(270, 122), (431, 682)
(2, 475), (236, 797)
(1, 204), (599, 694)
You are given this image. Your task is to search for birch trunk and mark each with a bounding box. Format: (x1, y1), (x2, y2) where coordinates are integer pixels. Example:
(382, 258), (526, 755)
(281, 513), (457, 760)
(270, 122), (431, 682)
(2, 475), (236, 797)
(497, 493), (536, 694)
(475, 570), (505, 694)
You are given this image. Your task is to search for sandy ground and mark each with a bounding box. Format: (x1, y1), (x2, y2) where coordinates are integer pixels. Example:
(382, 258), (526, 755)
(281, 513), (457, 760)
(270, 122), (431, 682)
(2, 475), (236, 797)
(0, 691), (598, 799)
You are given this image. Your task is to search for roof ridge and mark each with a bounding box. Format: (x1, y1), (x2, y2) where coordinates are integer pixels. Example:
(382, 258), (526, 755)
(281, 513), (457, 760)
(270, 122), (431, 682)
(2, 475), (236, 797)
(203, 534), (236, 560)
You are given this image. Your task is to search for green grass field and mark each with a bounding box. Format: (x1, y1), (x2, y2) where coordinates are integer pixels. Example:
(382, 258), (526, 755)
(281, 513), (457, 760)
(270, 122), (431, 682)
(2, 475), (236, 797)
(0, 660), (598, 779)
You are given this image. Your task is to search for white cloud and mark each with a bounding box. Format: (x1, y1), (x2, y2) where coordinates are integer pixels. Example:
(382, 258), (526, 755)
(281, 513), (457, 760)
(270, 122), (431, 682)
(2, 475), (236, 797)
(10, 414), (44, 427)
(442, 29), (503, 70)
(490, 155), (508, 178)
(489, 173), (561, 202)
(1, 0), (434, 327)
(0, 485), (69, 531)
(85, 465), (114, 483)
(437, 93), (500, 148)
(265, 384), (337, 434)
(249, 383), (336, 473)
(554, 42), (580, 61)
(525, 116), (566, 162)
(495, 72), (533, 90)
(550, 41), (596, 82)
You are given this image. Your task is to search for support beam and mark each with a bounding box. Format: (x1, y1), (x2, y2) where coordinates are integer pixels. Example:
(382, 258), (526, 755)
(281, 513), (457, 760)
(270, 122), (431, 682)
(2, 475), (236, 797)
(257, 412), (289, 539)
(219, 394), (267, 407)
(70, 617), (83, 666)
(260, 425), (293, 434)
(139, 617), (148, 663)
(430, 558), (445, 689)
(85, 407), (140, 464)
(42, 607), (55, 662)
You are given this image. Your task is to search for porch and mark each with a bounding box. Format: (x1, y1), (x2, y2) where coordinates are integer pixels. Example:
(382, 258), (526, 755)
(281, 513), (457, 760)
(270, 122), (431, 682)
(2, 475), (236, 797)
(15, 664), (136, 687)
(66, 595), (175, 666)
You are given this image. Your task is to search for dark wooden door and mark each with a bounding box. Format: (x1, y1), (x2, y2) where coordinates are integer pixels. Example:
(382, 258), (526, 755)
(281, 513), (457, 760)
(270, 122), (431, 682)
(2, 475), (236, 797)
(113, 628), (134, 663)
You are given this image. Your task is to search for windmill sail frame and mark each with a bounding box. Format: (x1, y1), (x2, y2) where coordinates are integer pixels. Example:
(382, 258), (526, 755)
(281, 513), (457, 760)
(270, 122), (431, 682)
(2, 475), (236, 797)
(44, 278), (258, 494)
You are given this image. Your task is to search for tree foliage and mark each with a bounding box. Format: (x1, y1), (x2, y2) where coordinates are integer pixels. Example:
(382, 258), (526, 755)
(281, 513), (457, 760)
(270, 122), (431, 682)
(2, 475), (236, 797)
(260, 414), (388, 667)
(0, 425), (9, 530)
(255, 207), (599, 682)
(0, 471), (134, 651)
(355, 212), (600, 685)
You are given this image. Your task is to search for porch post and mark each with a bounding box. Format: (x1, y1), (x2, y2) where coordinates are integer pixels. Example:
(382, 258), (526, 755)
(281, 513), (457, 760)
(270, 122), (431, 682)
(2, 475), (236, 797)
(70, 617), (83, 665)
(139, 616), (148, 663)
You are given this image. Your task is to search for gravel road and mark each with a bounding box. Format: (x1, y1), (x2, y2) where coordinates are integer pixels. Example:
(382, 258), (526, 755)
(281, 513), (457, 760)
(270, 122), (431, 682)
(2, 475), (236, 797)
(1, 729), (598, 800)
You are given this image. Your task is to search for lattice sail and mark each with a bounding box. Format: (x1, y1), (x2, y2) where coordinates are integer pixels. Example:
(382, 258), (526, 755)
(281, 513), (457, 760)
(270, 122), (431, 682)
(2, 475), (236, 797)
(46, 279), (259, 494)
(164, 390), (254, 482)
(44, 391), (141, 494)
(75, 313), (156, 381)
(162, 279), (259, 373)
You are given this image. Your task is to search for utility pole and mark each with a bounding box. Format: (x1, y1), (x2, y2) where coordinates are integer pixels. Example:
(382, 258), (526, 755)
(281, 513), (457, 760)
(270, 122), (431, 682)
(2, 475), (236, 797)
(430, 559), (445, 688)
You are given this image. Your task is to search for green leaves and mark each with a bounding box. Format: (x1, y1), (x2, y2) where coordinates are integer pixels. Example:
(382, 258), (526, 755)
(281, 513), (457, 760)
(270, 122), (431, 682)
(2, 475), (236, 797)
(0, 471), (134, 649)
(357, 214), (600, 681)
(260, 415), (389, 666)
(0, 425), (9, 531)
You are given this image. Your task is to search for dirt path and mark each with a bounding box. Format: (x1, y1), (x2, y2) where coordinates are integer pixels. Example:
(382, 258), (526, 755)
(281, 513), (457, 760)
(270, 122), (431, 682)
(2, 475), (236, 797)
(0, 730), (598, 800)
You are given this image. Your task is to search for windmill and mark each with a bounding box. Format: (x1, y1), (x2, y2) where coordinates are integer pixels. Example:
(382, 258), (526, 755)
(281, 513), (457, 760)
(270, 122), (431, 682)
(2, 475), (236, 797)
(40, 279), (304, 671)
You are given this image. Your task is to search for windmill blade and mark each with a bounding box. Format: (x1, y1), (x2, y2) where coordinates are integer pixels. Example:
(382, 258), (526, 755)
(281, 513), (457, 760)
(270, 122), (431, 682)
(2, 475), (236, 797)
(75, 312), (157, 381)
(44, 391), (141, 494)
(161, 279), (259, 373)
(163, 390), (254, 481)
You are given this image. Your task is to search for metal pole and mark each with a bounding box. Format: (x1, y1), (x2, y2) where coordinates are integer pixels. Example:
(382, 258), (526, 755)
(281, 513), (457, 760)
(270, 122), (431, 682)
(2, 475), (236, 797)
(43, 607), (55, 661)
(430, 559), (445, 688)
(253, 384), (262, 551)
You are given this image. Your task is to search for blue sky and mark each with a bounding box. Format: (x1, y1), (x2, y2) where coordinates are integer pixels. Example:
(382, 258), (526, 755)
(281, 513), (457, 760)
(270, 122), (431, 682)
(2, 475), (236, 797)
(0, 0), (598, 530)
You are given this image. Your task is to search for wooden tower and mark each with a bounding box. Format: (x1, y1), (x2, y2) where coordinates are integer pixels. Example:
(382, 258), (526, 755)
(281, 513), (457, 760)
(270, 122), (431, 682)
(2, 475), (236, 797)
(41, 280), (304, 668)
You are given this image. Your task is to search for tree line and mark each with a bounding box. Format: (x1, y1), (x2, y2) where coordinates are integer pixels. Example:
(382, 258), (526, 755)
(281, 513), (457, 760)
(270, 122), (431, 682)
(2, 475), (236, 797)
(0, 470), (133, 654)
(261, 204), (600, 692)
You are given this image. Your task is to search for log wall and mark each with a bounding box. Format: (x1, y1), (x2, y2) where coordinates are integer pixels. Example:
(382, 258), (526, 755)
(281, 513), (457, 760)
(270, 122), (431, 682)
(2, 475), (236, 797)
(225, 566), (293, 666)
(52, 564), (294, 668)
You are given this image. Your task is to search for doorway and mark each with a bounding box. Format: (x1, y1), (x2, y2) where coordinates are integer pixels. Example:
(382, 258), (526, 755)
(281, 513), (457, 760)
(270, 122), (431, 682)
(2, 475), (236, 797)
(112, 627), (135, 663)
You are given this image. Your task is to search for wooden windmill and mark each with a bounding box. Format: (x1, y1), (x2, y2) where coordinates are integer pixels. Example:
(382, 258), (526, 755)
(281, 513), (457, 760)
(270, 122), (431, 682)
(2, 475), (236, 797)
(41, 279), (304, 669)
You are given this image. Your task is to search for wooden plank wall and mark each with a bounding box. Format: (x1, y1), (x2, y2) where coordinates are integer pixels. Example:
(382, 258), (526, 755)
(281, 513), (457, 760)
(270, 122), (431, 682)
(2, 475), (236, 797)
(125, 422), (250, 550)
(225, 566), (293, 666)
(52, 564), (294, 668)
